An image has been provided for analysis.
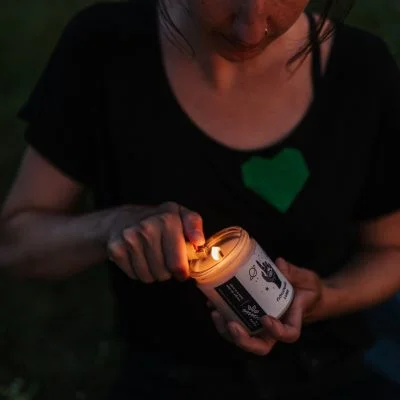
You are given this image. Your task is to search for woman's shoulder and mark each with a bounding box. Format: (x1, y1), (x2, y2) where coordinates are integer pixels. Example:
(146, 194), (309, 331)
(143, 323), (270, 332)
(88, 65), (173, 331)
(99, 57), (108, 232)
(339, 22), (388, 49)
(332, 21), (395, 70)
(325, 19), (398, 95)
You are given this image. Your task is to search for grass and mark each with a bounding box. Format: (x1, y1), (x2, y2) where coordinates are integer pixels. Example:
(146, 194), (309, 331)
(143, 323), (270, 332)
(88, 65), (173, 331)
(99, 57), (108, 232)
(1, 1), (399, 399)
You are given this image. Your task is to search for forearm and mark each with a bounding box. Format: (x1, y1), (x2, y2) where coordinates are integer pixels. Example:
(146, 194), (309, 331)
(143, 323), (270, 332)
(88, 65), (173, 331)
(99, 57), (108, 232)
(310, 248), (400, 322)
(0, 208), (117, 279)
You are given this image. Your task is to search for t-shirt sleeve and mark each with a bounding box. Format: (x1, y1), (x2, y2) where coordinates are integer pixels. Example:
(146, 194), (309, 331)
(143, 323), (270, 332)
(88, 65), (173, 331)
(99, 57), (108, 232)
(354, 39), (400, 221)
(18, 5), (108, 186)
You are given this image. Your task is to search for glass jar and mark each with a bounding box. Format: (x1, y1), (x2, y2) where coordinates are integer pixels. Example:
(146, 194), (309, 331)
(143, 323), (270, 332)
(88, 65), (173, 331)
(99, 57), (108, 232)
(190, 227), (294, 335)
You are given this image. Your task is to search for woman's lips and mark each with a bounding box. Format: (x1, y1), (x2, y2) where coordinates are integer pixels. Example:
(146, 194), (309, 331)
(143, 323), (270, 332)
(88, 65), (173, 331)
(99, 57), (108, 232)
(222, 33), (264, 50)
(216, 31), (268, 55)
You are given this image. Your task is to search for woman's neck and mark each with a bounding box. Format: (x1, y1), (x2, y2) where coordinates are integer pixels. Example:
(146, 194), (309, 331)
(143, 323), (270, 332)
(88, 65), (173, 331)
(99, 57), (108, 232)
(159, 5), (309, 93)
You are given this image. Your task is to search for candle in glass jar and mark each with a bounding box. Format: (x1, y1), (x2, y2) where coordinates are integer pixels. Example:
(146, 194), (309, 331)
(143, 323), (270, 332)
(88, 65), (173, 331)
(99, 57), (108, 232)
(189, 227), (294, 335)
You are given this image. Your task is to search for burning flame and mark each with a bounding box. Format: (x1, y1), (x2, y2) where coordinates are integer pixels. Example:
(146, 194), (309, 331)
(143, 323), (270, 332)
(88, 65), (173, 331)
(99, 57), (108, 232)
(211, 246), (224, 261)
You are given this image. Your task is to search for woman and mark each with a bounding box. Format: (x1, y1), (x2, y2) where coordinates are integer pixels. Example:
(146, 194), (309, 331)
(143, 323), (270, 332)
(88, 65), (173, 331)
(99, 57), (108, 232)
(1, 0), (400, 398)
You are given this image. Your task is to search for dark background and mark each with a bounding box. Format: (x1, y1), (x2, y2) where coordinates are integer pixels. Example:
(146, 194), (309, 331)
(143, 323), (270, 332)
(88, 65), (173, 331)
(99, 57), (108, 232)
(1, 1), (399, 399)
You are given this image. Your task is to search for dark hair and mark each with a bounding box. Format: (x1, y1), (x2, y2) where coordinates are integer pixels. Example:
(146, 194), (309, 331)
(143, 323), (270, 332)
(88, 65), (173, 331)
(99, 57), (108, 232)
(157, 0), (355, 65)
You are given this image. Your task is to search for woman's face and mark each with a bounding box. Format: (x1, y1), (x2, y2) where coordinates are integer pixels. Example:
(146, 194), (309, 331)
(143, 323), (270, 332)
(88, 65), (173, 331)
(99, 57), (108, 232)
(187, 0), (309, 61)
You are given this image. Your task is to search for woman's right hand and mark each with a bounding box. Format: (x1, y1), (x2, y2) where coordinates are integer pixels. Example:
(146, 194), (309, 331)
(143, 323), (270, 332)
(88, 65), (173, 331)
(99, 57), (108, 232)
(106, 202), (205, 283)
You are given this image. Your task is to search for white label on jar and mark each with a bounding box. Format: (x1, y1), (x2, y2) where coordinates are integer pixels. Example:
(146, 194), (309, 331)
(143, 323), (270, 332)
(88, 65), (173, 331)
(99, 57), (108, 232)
(215, 243), (293, 333)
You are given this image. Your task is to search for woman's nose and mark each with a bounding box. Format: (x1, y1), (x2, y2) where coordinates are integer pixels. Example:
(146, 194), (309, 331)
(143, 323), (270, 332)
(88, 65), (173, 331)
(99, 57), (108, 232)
(231, 0), (267, 45)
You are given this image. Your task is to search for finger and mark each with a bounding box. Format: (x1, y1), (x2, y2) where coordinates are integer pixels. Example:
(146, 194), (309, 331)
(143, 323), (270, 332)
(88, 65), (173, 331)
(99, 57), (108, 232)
(211, 311), (232, 341)
(139, 218), (172, 282)
(228, 322), (276, 356)
(280, 296), (304, 340)
(275, 258), (317, 290)
(206, 300), (216, 309)
(258, 328), (279, 345)
(262, 311), (302, 344)
(107, 238), (137, 279)
(123, 227), (155, 284)
(160, 211), (190, 281)
(179, 206), (205, 246)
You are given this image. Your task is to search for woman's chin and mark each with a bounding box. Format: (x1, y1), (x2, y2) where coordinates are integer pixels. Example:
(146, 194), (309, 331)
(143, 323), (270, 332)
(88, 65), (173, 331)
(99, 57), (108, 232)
(218, 47), (266, 63)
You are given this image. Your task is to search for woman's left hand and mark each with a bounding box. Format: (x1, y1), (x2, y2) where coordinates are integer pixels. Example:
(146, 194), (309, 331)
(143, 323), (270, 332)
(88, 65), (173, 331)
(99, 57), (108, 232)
(209, 258), (325, 356)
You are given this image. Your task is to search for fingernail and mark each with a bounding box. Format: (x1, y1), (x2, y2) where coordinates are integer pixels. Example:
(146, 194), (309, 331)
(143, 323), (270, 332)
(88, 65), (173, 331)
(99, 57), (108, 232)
(191, 231), (205, 245)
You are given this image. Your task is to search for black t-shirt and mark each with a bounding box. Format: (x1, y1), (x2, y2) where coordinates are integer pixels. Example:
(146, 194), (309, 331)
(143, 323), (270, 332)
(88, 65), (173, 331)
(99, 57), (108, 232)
(18, 1), (400, 369)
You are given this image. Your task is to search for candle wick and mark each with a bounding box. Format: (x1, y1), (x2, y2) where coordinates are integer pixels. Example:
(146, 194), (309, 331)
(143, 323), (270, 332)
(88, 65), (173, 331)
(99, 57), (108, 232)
(195, 245), (209, 259)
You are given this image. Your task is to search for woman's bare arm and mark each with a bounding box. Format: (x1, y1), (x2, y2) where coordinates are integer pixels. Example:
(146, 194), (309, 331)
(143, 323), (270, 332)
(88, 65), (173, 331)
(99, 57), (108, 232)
(0, 147), (115, 279)
(312, 211), (400, 320)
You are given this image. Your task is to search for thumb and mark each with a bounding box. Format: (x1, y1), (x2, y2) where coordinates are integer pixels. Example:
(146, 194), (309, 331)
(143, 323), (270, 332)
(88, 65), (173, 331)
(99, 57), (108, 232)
(275, 258), (308, 287)
(179, 206), (205, 246)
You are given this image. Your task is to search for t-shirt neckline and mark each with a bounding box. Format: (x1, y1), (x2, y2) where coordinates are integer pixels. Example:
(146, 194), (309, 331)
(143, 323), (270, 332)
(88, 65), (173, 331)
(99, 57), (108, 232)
(151, 5), (342, 156)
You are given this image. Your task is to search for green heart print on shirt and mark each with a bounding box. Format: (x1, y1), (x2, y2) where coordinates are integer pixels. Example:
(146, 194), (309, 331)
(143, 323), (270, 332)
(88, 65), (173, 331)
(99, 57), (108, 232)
(241, 148), (310, 213)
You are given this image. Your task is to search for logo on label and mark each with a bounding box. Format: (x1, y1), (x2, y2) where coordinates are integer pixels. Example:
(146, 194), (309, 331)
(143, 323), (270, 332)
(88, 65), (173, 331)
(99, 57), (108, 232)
(242, 304), (260, 320)
(215, 277), (266, 332)
(257, 260), (282, 289)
